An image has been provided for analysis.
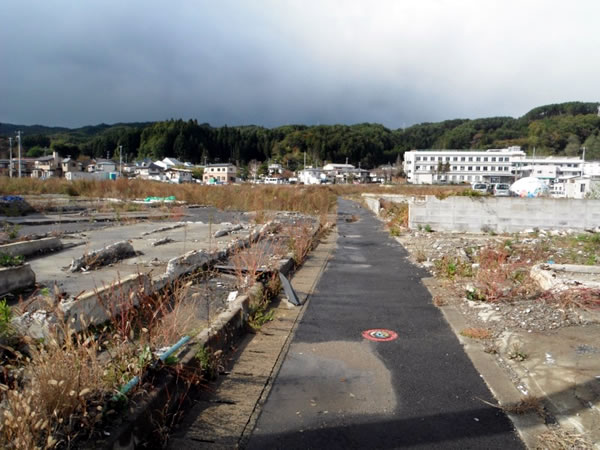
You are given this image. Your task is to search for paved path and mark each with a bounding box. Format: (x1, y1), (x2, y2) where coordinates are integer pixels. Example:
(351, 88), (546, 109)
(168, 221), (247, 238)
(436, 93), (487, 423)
(247, 198), (523, 449)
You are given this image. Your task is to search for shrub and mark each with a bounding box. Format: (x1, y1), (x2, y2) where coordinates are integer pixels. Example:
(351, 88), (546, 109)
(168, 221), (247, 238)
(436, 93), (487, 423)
(0, 253), (24, 267)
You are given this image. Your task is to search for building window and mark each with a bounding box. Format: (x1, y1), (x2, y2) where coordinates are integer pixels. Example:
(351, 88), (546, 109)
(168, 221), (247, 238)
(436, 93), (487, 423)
(483, 166), (487, 171)
(461, 157), (465, 161)
(416, 156), (421, 161)
(491, 157), (496, 162)
(476, 166), (480, 171)
(468, 166), (473, 171)
(468, 157), (473, 162)
(476, 157), (481, 162)
(483, 157), (488, 162)
(580, 184), (586, 193)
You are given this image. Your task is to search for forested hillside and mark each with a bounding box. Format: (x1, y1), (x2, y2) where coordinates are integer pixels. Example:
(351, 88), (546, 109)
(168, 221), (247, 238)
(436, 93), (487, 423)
(1, 101), (599, 168)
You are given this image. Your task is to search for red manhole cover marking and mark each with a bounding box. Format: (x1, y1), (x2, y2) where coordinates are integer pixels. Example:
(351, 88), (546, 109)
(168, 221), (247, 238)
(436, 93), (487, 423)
(362, 329), (398, 342)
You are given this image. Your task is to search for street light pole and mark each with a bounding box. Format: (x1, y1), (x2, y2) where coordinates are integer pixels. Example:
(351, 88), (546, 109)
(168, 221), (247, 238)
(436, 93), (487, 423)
(8, 137), (13, 178)
(16, 131), (22, 178)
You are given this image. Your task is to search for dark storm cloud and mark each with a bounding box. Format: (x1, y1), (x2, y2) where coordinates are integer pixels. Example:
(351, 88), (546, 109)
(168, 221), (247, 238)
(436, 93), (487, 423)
(1, 0), (599, 129)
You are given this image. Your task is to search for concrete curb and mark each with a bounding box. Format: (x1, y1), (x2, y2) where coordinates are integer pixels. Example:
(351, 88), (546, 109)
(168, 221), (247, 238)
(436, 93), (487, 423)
(0, 263), (36, 296)
(0, 237), (63, 258)
(99, 256), (295, 449)
(98, 221), (323, 449)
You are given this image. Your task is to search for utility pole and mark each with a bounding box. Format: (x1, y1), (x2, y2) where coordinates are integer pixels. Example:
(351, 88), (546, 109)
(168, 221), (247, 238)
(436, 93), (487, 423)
(119, 145), (123, 174)
(303, 152), (306, 170)
(582, 146), (586, 162)
(16, 131), (22, 178)
(8, 137), (13, 178)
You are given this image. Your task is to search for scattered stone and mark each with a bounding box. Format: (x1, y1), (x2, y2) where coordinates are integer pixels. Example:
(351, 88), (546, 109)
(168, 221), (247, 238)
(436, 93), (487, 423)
(152, 237), (173, 247)
(214, 224), (244, 238)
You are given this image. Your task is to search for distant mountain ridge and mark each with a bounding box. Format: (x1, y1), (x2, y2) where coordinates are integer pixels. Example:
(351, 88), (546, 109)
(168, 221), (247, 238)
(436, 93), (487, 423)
(1, 101), (599, 166)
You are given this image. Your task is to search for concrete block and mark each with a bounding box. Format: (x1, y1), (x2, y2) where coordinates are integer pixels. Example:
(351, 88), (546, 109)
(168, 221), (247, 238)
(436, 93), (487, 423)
(531, 264), (600, 291)
(69, 240), (136, 272)
(60, 273), (151, 332)
(0, 263), (35, 295)
(0, 237), (62, 258)
(214, 223), (243, 237)
(166, 249), (211, 279)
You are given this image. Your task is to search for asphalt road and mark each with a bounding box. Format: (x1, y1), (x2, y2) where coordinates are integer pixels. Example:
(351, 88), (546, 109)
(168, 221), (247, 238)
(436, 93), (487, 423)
(247, 198), (523, 449)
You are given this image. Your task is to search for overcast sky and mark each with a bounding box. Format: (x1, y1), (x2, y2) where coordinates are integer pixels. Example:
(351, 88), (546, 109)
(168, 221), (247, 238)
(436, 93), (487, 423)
(1, 0), (598, 129)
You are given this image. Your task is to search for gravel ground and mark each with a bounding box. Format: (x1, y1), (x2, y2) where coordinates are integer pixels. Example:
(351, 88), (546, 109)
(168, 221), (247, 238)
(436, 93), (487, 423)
(395, 229), (600, 334)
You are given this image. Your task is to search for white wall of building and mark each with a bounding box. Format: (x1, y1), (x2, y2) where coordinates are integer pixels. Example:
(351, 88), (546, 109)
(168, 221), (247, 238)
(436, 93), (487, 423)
(403, 147), (523, 184)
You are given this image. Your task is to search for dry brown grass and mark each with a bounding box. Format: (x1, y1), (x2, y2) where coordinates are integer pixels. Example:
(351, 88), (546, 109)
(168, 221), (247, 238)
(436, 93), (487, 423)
(460, 327), (493, 339)
(504, 395), (544, 416)
(285, 223), (315, 265)
(0, 321), (108, 449)
(536, 425), (595, 450)
(474, 243), (539, 303)
(0, 178), (469, 224)
(432, 296), (448, 307)
(540, 287), (600, 310)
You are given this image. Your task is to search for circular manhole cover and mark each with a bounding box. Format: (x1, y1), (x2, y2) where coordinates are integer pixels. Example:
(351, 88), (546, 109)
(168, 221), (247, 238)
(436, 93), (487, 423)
(362, 328), (398, 342)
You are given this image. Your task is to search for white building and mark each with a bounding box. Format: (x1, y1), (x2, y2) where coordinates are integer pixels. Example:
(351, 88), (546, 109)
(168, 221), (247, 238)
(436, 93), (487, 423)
(562, 176), (600, 199)
(155, 157), (183, 170)
(323, 163), (355, 172)
(135, 162), (163, 180)
(165, 167), (193, 183)
(203, 163), (237, 184)
(298, 168), (327, 185)
(268, 163), (283, 175)
(403, 147), (524, 184)
(511, 156), (584, 184)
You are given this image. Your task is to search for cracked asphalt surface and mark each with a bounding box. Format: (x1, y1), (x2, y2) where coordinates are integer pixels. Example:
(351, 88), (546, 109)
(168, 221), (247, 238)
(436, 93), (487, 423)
(247, 198), (523, 449)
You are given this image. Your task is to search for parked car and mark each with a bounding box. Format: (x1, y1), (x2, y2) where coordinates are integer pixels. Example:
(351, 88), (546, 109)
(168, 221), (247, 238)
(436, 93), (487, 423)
(493, 183), (510, 196)
(471, 183), (489, 194)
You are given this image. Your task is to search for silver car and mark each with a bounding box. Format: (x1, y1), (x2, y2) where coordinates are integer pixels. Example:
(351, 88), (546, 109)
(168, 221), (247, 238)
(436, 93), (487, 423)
(493, 183), (510, 197)
(472, 183), (488, 194)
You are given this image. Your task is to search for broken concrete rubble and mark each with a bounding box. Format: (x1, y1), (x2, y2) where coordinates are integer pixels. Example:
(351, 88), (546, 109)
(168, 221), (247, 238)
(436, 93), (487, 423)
(531, 263), (600, 291)
(68, 240), (136, 272)
(0, 263), (36, 295)
(214, 223), (243, 238)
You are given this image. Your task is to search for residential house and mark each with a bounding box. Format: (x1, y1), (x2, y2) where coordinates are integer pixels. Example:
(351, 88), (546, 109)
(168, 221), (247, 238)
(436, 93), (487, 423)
(268, 163), (283, 175)
(297, 168), (327, 185)
(203, 163), (237, 184)
(31, 151), (62, 179)
(0, 159), (10, 177)
(10, 158), (35, 178)
(165, 167), (193, 183)
(61, 157), (83, 174)
(135, 162), (164, 180)
(155, 157), (183, 170)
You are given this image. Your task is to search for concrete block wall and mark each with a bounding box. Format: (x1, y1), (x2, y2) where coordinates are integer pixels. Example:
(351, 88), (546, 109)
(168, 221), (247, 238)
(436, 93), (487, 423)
(408, 196), (600, 233)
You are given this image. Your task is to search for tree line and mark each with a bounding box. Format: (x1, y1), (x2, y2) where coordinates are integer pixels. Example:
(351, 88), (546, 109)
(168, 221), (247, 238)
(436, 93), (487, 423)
(1, 101), (599, 167)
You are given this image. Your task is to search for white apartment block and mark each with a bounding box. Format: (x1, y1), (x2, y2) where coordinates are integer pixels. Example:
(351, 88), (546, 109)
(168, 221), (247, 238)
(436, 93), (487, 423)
(511, 156), (584, 183)
(403, 147), (525, 184)
(403, 147), (600, 190)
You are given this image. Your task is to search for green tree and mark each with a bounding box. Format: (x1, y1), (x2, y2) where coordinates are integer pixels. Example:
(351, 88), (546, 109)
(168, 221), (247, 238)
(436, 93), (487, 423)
(583, 133), (600, 160)
(564, 134), (581, 156)
(26, 146), (46, 157)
